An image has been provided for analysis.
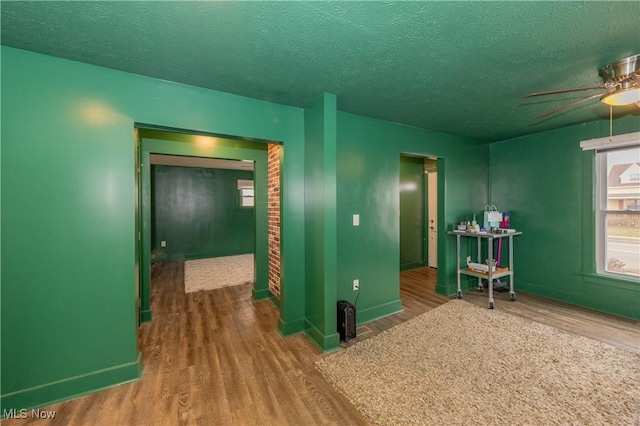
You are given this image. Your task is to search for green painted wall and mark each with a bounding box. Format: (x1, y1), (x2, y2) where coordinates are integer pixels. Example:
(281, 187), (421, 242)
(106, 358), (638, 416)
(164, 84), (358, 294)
(489, 117), (640, 320)
(400, 155), (426, 270)
(7, 41), (634, 415)
(336, 112), (489, 325)
(1, 46), (306, 410)
(303, 93), (340, 352)
(151, 165), (255, 262)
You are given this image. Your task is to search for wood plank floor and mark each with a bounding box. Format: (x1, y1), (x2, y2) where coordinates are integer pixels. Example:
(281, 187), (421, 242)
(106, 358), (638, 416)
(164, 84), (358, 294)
(4, 265), (638, 425)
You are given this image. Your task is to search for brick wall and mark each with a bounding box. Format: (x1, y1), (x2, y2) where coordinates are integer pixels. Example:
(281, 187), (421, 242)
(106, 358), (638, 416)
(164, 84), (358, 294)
(267, 144), (281, 298)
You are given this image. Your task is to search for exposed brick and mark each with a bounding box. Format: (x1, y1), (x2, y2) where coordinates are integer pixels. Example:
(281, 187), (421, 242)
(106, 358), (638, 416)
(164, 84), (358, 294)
(267, 143), (281, 299)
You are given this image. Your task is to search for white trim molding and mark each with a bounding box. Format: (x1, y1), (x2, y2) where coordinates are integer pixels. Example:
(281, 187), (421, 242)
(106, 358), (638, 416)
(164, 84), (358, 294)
(580, 131), (640, 151)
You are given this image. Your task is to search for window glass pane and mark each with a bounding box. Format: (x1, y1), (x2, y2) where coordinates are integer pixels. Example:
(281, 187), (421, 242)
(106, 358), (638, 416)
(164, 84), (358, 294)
(605, 212), (640, 276)
(603, 146), (640, 277)
(606, 147), (640, 211)
(241, 196), (254, 207)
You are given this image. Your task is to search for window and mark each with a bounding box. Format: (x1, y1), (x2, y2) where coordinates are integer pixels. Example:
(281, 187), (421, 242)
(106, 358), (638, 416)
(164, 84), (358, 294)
(238, 179), (254, 207)
(240, 188), (255, 207)
(594, 143), (640, 278)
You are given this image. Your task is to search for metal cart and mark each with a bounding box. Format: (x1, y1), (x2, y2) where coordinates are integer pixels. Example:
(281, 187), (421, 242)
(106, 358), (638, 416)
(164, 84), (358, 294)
(448, 230), (522, 309)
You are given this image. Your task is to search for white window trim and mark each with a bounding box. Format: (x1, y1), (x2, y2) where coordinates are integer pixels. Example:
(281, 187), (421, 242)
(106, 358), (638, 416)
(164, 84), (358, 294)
(595, 152), (608, 276)
(580, 131), (640, 151)
(582, 132), (640, 278)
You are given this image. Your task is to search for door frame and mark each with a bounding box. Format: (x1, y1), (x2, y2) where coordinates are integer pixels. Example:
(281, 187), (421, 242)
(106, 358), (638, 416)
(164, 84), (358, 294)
(426, 168), (438, 269)
(398, 154), (443, 273)
(136, 125), (273, 324)
(399, 154), (427, 270)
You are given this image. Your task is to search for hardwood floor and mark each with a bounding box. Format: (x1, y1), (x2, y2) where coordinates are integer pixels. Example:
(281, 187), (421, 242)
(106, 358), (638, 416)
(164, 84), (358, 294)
(343, 267), (449, 347)
(460, 279), (640, 354)
(4, 265), (638, 425)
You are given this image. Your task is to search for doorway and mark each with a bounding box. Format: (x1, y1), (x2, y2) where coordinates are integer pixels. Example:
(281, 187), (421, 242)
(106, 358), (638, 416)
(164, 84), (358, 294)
(136, 127), (278, 324)
(149, 156), (256, 293)
(399, 155), (438, 271)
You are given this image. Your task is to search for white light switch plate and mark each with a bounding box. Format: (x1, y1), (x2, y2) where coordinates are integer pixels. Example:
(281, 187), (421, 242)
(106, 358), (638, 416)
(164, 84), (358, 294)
(353, 214), (360, 226)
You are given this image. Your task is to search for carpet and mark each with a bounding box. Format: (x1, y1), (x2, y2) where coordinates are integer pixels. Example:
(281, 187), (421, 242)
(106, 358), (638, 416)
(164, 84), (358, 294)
(184, 254), (254, 294)
(316, 300), (640, 425)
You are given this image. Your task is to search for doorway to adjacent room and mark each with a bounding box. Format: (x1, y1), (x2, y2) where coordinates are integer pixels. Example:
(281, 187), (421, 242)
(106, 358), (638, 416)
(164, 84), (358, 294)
(399, 155), (438, 271)
(398, 154), (442, 316)
(135, 127), (282, 325)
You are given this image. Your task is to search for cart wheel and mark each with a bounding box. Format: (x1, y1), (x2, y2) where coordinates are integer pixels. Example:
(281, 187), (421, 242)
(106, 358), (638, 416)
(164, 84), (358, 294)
(489, 301), (494, 309)
(510, 293), (517, 302)
(457, 290), (462, 299)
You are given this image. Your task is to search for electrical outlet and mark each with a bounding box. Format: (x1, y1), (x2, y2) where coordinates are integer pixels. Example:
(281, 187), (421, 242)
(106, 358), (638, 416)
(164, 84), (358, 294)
(161, 240), (167, 247)
(353, 279), (360, 291)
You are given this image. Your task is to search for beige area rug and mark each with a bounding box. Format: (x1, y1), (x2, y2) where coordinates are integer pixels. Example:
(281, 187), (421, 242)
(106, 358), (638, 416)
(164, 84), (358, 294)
(316, 300), (640, 425)
(184, 254), (254, 294)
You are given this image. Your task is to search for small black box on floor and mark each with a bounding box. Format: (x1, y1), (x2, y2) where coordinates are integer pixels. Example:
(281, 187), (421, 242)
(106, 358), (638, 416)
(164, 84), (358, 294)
(337, 300), (356, 342)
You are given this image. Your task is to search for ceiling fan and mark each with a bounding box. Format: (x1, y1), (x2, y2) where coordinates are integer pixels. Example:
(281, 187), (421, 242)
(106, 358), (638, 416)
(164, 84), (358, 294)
(526, 54), (640, 119)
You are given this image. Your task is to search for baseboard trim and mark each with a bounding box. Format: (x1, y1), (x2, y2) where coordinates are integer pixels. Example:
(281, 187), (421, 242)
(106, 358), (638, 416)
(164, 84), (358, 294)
(268, 292), (281, 310)
(1, 353), (142, 415)
(400, 262), (425, 271)
(139, 308), (153, 324)
(252, 287), (270, 301)
(436, 276), (477, 297)
(304, 320), (341, 353)
(277, 316), (305, 337)
(357, 299), (403, 324)
(519, 280), (640, 321)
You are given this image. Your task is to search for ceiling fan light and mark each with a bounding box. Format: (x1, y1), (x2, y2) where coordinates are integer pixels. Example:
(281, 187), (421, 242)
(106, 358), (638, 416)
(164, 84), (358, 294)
(601, 86), (640, 106)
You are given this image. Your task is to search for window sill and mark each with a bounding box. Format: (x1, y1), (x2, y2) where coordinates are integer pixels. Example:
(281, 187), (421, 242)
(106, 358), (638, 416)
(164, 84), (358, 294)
(580, 272), (639, 290)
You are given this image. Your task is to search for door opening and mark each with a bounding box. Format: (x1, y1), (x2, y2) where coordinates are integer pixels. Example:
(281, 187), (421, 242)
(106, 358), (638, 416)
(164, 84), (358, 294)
(399, 155), (439, 271)
(399, 155), (427, 270)
(398, 155), (440, 304)
(136, 127), (281, 325)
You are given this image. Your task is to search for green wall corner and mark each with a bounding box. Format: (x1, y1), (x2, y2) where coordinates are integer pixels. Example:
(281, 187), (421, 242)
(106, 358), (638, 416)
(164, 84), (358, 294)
(489, 118), (640, 320)
(277, 317), (306, 337)
(304, 320), (341, 353)
(253, 287), (270, 301)
(302, 93), (339, 349)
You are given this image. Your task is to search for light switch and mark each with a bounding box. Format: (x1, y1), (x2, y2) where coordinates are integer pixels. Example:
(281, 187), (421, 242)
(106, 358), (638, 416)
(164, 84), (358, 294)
(353, 214), (360, 226)
(161, 240), (167, 247)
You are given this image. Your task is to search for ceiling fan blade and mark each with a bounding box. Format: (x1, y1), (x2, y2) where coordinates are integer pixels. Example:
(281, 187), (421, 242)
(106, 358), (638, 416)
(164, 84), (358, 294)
(525, 85), (606, 98)
(535, 90), (612, 119)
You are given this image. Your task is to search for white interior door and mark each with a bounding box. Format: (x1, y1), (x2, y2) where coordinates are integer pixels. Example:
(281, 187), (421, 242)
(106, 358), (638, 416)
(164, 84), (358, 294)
(427, 172), (438, 268)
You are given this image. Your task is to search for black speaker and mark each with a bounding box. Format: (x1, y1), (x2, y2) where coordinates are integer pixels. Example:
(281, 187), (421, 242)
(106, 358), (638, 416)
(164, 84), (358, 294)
(337, 300), (356, 342)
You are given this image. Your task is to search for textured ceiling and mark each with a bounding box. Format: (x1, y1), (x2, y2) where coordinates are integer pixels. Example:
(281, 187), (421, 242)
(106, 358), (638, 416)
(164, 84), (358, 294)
(1, 1), (639, 142)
